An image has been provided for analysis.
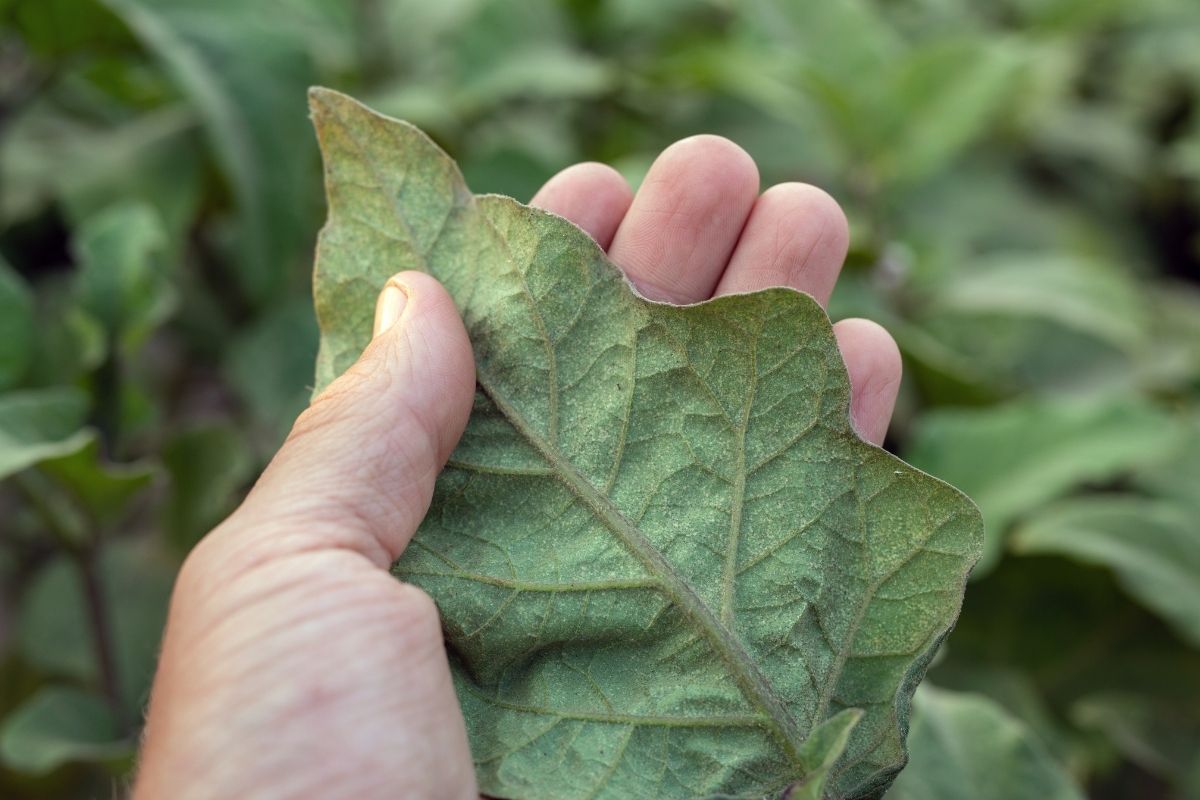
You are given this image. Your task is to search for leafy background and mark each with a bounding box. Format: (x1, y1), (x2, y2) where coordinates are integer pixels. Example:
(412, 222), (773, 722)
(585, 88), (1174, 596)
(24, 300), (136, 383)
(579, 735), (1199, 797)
(0, 0), (1197, 797)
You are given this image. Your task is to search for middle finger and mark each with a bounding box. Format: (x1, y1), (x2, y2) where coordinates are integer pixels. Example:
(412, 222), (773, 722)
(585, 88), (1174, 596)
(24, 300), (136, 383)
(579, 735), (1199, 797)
(607, 135), (759, 304)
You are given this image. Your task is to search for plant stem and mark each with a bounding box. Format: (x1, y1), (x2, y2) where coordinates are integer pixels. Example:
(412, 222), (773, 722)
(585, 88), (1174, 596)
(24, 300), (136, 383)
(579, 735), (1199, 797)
(78, 547), (131, 733)
(94, 346), (122, 460)
(14, 473), (131, 733)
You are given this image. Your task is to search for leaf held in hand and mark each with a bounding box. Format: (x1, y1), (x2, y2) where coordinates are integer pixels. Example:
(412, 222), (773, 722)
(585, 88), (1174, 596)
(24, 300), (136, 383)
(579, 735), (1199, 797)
(309, 88), (983, 800)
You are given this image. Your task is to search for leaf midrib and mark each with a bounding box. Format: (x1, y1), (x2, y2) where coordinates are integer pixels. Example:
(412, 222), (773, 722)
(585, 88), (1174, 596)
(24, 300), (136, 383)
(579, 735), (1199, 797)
(474, 374), (807, 766)
(325, 106), (807, 769)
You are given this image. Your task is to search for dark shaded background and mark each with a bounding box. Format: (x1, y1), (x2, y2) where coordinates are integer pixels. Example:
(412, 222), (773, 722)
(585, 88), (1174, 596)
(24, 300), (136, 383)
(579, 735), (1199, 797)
(1, 0), (1198, 797)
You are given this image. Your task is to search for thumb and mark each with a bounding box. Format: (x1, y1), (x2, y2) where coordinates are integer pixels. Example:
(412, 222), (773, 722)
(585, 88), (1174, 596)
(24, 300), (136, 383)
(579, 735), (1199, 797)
(228, 270), (475, 568)
(137, 272), (478, 799)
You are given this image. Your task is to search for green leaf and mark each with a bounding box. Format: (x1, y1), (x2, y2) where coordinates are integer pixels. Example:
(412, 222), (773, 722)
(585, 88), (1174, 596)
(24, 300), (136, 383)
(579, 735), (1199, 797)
(887, 687), (1084, 800)
(455, 46), (613, 111)
(929, 255), (1150, 353)
(786, 710), (862, 800)
(747, 0), (900, 84)
(224, 297), (318, 449)
(876, 39), (1028, 185)
(74, 202), (173, 350)
(916, 314), (1132, 396)
(0, 98), (200, 235)
(17, 541), (175, 714)
(1070, 692), (1200, 786)
(98, 0), (319, 305)
(0, 687), (131, 775)
(3, 0), (133, 59)
(921, 664), (1074, 765)
(21, 280), (108, 387)
(162, 422), (254, 553)
(1139, 284), (1200, 391)
(741, 6), (1025, 184)
(37, 435), (158, 527)
(1013, 496), (1200, 647)
(933, 553), (1200, 708)
(931, 555), (1200, 796)
(906, 397), (1181, 575)
(0, 388), (91, 481)
(1135, 413), (1200, 516)
(311, 88), (983, 800)
(0, 257), (35, 390)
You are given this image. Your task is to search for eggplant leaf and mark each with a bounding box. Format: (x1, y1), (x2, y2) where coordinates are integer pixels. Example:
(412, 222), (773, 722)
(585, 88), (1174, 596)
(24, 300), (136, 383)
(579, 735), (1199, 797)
(1013, 496), (1200, 648)
(310, 88), (983, 800)
(887, 687), (1084, 800)
(0, 687), (132, 775)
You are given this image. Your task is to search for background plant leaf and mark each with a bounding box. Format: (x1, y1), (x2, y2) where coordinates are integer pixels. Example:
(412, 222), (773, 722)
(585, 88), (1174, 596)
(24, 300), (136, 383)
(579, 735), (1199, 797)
(16, 541), (175, 716)
(1134, 413), (1200, 517)
(1069, 691), (1200, 790)
(886, 686), (1085, 800)
(310, 88), (983, 800)
(161, 422), (254, 554)
(927, 255), (1150, 354)
(223, 297), (320, 448)
(97, 0), (321, 306)
(0, 99), (201, 239)
(36, 436), (158, 529)
(5, 2), (1200, 797)
(0, 687), (131, 776)
(73, 202), (173, 352)
(906, 397), (1182, 575)
(0, 259), (35, 391)
(1012, 497), (1200, 648)
(0, 389), (91, 481)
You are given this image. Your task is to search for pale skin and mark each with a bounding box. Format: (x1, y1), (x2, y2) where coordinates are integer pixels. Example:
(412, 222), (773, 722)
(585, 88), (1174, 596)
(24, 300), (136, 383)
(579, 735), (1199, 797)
(134, 137), (901, 799)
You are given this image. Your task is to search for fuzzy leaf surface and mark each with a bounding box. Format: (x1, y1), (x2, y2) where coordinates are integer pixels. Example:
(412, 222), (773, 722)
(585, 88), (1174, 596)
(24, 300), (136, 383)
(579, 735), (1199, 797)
(310, 88), (983, 800)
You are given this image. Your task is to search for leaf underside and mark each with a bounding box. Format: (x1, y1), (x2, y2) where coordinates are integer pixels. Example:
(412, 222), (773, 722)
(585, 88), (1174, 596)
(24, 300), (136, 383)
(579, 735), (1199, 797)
(309, 88), (983, 800)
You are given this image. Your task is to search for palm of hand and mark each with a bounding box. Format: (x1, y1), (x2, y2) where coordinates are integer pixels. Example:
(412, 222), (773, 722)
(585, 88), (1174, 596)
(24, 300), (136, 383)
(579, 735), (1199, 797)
(134, 138), (899, 799)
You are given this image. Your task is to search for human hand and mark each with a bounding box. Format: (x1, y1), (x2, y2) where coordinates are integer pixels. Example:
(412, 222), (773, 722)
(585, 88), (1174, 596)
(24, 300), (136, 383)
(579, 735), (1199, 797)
(134, 136), (900, 799)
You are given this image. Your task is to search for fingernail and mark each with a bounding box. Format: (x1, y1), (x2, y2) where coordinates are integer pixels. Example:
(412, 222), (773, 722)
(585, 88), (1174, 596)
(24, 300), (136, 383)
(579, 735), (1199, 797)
(373, 279), (408, 337)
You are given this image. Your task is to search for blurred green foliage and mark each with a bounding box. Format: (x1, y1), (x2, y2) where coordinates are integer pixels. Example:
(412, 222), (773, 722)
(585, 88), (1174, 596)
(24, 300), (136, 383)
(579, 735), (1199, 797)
(0, 0), (1197, 797)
